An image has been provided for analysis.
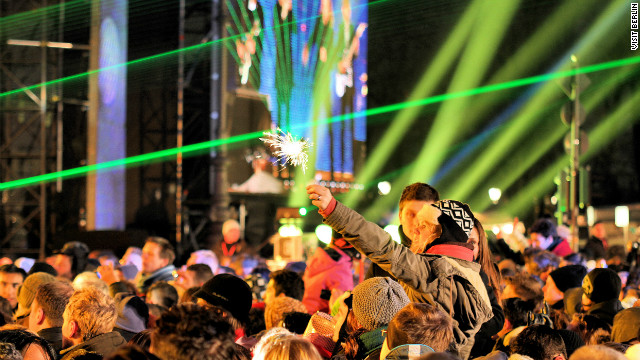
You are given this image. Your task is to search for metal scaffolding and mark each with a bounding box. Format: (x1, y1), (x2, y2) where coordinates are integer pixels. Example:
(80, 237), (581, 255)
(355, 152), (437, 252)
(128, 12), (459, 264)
(0, 0), (64, 259)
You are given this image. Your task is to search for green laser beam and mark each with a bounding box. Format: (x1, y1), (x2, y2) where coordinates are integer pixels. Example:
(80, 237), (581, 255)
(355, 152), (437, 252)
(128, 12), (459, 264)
(0, 131), (263, 191)
(2, 55), (639, 192)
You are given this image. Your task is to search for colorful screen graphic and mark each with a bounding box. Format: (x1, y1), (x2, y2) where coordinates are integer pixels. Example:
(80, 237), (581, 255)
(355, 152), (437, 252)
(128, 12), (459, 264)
(96, 0), (127, 229)
(226, 0), (367, 182)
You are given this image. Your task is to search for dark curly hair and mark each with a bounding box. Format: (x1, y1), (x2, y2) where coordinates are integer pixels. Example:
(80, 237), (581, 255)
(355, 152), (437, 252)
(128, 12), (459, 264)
(151, 303), (240, 360)
(269, 269), (304, 301)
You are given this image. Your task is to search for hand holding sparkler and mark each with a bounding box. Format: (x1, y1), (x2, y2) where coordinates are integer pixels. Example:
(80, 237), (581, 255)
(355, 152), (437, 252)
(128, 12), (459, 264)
(306, 184), (333, 211)
(260, 129), (312, 173)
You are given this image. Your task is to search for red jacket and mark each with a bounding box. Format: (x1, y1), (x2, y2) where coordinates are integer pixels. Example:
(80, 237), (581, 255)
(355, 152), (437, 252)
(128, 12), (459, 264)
(550, 238), (573, 257)
(302, 246), (354, 314)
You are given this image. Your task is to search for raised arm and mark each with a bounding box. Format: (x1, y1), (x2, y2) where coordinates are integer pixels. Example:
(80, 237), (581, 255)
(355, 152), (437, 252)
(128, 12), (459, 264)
(306, 185), (433, 289)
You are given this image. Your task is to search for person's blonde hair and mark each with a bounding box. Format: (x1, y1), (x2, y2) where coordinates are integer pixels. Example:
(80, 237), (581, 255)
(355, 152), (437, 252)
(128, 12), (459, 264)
(410, 205), (442, 254)
(253, 333), (322, 360)
(65, 287), (117, 341)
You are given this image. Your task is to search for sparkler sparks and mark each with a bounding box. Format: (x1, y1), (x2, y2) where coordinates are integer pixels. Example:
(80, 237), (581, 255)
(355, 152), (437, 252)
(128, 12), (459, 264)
(260, 129), (312, 173)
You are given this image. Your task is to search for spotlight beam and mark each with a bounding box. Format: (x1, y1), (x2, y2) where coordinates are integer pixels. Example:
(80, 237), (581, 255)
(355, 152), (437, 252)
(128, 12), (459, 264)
(503, 88), (640, 217)
(342, 0), (483, 208)
(469, 65), (640, 213)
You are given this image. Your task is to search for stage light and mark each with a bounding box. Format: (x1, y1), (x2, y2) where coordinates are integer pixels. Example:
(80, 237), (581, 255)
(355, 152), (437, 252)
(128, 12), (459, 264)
(488, 188), (502, 204)
(492, 225), (501, 235)
(315, 224), (332, 245)
(587, 206), (595, 227)
(383, 225), (401, 244)
(299, 207), (307, 216)
(615, 206), (629, 228)
(378, 181), (391, 195)
(278, 224), (302, 237)
(502, 223), (513, 235)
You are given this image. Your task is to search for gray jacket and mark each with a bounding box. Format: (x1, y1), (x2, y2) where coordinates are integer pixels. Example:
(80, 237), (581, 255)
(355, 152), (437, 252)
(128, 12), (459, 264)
(325, 201), (493, 359)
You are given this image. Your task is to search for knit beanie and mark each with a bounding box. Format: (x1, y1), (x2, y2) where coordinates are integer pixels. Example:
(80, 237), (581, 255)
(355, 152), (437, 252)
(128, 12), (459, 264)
(352, 277), (410, 331)
(423, 200), (476, 251)
(14, 272), (57, 318)
(303, 311), (336, 358)
(611, 307), (640, 343)
(264, 296), (307, 329)
(582, 268), (621, 304)
(549, 265), (587, 293)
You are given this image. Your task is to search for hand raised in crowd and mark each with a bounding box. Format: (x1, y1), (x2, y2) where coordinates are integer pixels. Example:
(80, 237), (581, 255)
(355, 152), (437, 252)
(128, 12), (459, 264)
(97, 263), (119, 285)
(306, 184), (334, 211)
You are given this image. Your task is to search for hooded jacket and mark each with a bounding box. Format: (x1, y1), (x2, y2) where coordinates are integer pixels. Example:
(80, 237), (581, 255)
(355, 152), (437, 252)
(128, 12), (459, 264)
(59, 331), (126, 360)
(302, 245), (354, 314)
(325, 201), (493, 360)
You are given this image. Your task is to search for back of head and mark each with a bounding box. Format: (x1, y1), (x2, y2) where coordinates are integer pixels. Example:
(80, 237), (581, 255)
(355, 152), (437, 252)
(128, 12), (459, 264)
(510, 325), (566, 360)
(15, 271), (57, 319)
(58, 241), (91, 276)
(72, 271), (109, 294)
(0, 329), (56, 360)
(282, 311), (312, 335)
(269, 269), (305, 300)
(188, 250), (219, 274)
(66, 287), (118, 341)
(502, 297), (537, 328)
(504, 273), (544, 307)
(35, 281), (74, 327)
(530, 218), (557, 238)
(147, 281), (178, 309)
(352, 277), (410, 331)
(568, 345), (627, 360)
(387, 302), (453, 352)
(254, 333), (322, 360)
(186, 264), (214, 285)
(264, 296), (307, 329)
(151, 303), (238, 360)
(399, 183), (439, 209)
(529, 251), (560, 275)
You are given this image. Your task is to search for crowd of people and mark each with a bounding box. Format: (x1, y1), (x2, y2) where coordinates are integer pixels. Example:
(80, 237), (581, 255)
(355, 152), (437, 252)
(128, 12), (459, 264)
(0, 182), (639, 360)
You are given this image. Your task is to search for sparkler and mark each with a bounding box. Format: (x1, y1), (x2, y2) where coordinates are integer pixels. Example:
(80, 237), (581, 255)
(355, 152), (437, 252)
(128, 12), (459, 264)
(260, 129), (312, 173)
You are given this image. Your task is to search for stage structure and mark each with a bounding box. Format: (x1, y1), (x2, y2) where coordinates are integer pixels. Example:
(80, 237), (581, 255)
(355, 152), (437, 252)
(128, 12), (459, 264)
(180, 0), (369, 252)
(0, 0), (92, 258)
